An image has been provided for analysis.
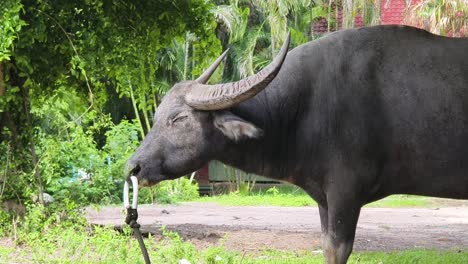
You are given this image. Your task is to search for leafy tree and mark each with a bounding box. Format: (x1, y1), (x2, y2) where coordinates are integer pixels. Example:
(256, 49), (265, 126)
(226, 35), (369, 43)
(0, 0), (32, 204)
(214, 0), (314, 82)
(0, 0), (25, 62)
(0, 0), (221, 206)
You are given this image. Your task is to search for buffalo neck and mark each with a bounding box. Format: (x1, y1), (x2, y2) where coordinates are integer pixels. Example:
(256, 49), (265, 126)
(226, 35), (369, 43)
(217, 81), (305, 181)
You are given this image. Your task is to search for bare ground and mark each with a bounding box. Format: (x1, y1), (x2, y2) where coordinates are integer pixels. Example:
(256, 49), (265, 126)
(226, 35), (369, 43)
(86, 201), (468, 253)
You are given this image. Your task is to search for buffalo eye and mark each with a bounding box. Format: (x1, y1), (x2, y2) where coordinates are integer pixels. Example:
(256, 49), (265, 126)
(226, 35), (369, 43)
(172, 115), (188, 123)
(167, 112), (188, 126)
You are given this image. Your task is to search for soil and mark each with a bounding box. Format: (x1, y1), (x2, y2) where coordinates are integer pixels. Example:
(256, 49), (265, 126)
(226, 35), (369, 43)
(86, 201), (468, 253)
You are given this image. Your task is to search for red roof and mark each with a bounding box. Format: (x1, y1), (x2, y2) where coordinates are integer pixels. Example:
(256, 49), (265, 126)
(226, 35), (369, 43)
(313, 0), (420, 33)
(381, 0), (422, 25)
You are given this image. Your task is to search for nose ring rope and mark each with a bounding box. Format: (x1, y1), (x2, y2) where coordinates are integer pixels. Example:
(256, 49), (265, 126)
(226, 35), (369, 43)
(123, 176), (139, 209)
(124, 176), (151, 264)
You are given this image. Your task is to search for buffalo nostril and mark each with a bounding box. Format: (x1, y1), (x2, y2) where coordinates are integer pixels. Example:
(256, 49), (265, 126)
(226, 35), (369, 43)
(130, 164), (141, 176)
(124, 162), (141, 177)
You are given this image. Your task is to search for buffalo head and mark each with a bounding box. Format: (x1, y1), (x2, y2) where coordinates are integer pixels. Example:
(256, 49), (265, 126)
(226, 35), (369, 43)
(125, 34), (290, 186)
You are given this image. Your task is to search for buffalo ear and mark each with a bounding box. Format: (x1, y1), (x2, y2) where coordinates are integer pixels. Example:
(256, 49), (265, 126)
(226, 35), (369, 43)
(213, 111), (263, 142)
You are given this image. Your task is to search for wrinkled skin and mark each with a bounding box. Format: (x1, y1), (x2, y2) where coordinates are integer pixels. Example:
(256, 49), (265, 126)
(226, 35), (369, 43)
(126, 25), (468, 264)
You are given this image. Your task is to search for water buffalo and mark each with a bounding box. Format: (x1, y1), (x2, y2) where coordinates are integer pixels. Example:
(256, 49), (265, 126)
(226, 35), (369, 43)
(126, 25), (468, 263)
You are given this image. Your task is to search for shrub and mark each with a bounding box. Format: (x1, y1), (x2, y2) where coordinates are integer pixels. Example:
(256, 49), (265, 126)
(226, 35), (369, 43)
(36, 117), (141, 206)
(17, 199), (86, 243)
(139, 177), (200, 204)
(0, 209), (13, 236)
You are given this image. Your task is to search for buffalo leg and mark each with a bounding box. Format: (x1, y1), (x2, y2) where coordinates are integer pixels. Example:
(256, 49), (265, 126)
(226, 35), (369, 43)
(318, 204), (329, 243)
(318, 204), (328, 232)
(322, 193), (361, 264)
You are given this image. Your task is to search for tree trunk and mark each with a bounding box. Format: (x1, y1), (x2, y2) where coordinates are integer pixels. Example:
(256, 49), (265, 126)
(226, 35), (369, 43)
(30, 142), (44, 206)
(183, 32), (190, 80)
(141, 98), (151, 132)
(0, 63), (5, 135)
(0, 63), (5, 96)
(0, 63), (6, 201)
(21, 85), (44, 206)
(0, 62), (19, 144)
(129, 84), (146, 139)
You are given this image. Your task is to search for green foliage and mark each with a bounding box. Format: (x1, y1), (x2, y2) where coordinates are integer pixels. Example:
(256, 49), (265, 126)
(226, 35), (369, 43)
(0, 209), (13, 236)
(203, 245), (236, 264)
(0, 0), (25, 61)
(37, 116), (141, 205)
(140, 177), (200, 204)
(0, 0), (221, 208)
(404, 0), (468, 36)
(17, 199), (85, 243)
(265, 186), (280, 196)
(1, 203), (236, 263)
(104, 119), (140, 178)
(153, 228), (198, 263)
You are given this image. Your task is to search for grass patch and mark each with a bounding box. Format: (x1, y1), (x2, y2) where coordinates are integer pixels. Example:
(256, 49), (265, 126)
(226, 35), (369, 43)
(350, 250), (468, 264)
(1, 225), (466, 263)
(195, 186), (431, 208)
(365, 195), (430, 208)
(196, 185), (315, 207)
(196, 192), (316, 207)
(0, 245), (15, 259)
(245, 250), (468, 264)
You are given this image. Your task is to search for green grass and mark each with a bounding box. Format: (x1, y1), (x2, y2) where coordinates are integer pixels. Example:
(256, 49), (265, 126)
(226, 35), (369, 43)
(244, 250), (468, 264)
(1, 225), (466, 263)
(195, 186), (431, 208)
(0, 245), (15, 259)
(365, 195), (429, 208)
(196, 192), (316, 207)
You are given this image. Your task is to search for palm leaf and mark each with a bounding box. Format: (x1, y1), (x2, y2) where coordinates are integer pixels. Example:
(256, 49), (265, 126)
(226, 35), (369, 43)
(404, 0), (468, 36)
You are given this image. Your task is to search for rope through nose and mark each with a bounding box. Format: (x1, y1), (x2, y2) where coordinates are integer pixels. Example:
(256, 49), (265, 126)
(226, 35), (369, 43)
(123, 176), (151, 264)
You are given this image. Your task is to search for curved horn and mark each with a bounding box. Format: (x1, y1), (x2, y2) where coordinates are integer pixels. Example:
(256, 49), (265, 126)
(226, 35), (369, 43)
(195, 49), (230, 84)
(186, 32), (291, 110)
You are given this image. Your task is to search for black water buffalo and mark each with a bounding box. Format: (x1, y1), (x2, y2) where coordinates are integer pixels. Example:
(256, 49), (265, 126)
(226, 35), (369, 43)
(126, 25), (468, 263)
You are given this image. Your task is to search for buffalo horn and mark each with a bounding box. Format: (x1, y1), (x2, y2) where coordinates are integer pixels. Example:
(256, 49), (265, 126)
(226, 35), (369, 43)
(195, 49), (230, 84)
(186, 33), (290, 110)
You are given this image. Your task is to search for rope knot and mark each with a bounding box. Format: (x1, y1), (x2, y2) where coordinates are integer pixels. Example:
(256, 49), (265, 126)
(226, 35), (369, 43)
(125, 208), (138, 225)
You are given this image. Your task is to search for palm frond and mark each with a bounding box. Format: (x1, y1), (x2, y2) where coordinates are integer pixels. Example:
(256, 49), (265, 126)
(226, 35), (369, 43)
(234, 25), (266, 78)
(404, 0), (468, 36)
(213, 4), (250, 43)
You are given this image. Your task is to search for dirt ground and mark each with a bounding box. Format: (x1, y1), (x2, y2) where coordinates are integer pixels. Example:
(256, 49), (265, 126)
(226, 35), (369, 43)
(86, 201), (468, 253)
